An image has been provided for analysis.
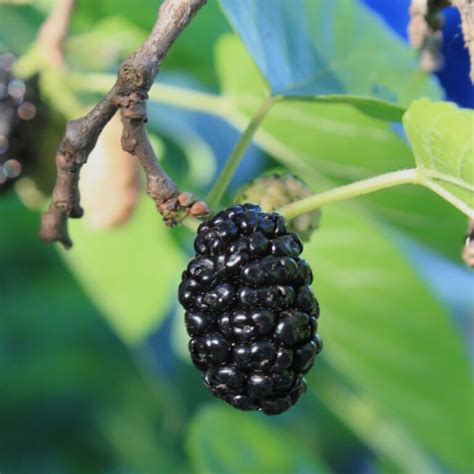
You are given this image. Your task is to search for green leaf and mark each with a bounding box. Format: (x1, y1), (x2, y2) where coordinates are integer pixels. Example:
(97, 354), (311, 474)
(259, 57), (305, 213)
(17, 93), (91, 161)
(65, 17), (147, 72)
(146, 107), (218, 194)
(215, 34), (466, 260)
(61, 196), (185, 345)
(219, 0), (441, 106)
(216, 35), (411, 181)
(215, 32), (404, 121)
(0, 196), (191, 473)
(304, 204), (473, 472)
(0, 195), (121, 396)
(0, 5), (44, 53)
(286, 96), (405, 122)
(403, 99), (474, 218)
(72, 0), (229, 86)
(188, 405), (331, 474)
(70, 41), (465, 259)
(71, 0), (159, 34)
(315, 375), (441, 474)
(164, 0), (231, 87)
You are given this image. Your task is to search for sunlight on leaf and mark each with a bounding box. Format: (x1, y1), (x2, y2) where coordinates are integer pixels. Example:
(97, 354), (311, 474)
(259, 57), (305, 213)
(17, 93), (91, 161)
(219, 0), (441, 106)
(65, 17), (146, 72)
(403, 99), (474, 218)
(305, 204), (473, 472)
(215, 35), (466, 259)
(288, 95), (406, 122)
(61, 196), (185, 345)
(215, 34), (411, 180)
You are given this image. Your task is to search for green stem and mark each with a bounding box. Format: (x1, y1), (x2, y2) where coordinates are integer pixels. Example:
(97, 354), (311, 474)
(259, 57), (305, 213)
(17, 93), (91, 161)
(182, 216), (200, 233)
(278, 168), (420, 219)
(206, 97), (276, 210)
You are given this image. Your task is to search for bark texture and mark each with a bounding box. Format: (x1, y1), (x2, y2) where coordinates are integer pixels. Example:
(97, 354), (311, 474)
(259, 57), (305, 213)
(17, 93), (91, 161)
(40, 0), (208, 248)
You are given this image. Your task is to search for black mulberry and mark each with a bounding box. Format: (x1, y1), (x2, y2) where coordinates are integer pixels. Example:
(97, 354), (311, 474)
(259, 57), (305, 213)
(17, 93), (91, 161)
(179, 204), (322, 415)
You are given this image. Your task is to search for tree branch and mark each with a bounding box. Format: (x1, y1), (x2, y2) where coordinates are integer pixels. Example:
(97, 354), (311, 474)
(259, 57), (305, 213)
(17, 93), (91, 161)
(40, 0), (208, 248)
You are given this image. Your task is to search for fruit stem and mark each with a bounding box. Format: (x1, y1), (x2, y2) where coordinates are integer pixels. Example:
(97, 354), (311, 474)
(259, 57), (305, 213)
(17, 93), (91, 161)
(278, 168), (420, 219)
(206, 97), (276, 210)
(182, 216), (200, 232)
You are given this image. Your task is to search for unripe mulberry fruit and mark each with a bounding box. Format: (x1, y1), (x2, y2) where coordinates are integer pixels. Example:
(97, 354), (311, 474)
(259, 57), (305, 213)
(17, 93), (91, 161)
(234, 174), (321, 242)
(179, 204), (322, 415)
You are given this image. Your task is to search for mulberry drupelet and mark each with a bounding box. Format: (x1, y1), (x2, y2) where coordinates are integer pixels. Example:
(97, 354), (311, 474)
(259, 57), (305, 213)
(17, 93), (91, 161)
(179, 204), (322, 415)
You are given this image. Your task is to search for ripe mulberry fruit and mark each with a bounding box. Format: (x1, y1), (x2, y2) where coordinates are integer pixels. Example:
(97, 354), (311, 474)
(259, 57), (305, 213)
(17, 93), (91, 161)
(179, 204), (322, 415)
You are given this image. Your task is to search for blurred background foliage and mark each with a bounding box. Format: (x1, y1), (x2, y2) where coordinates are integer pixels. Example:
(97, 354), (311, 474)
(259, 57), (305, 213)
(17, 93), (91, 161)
(0, 0), (472, 473)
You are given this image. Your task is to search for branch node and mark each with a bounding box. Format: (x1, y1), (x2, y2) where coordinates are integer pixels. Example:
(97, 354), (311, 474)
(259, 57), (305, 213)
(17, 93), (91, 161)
(40, 208), (72, 249)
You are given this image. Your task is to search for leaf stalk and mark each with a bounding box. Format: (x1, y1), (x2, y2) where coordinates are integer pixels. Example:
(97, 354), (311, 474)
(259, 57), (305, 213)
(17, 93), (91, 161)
(206, 97), (276, 210)
(278, 169), (420, 219)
